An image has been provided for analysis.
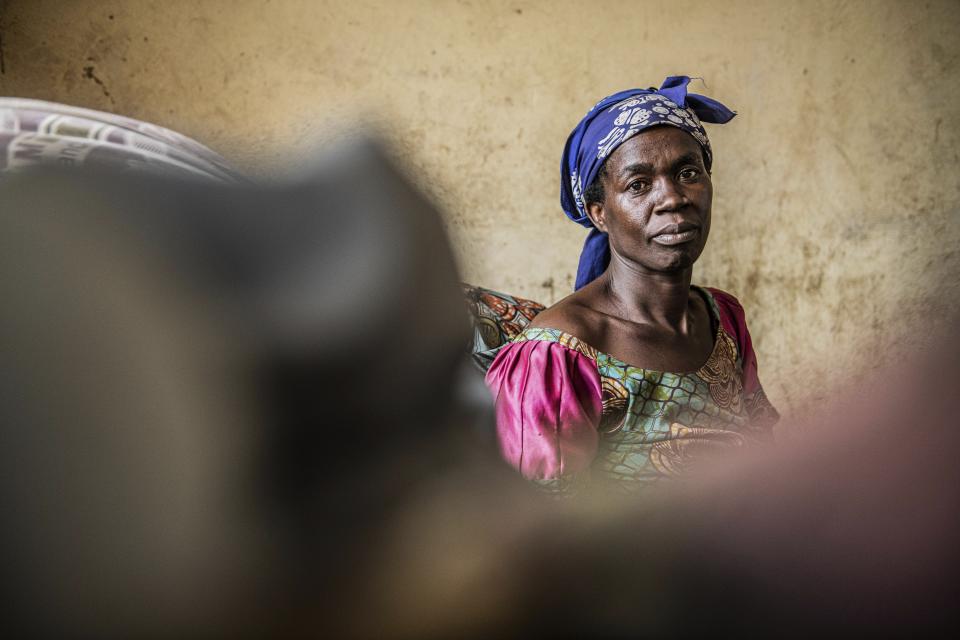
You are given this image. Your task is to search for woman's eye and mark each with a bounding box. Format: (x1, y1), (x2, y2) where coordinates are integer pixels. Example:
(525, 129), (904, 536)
(627, 180), (648, 192)
(679, 168), (700, 181)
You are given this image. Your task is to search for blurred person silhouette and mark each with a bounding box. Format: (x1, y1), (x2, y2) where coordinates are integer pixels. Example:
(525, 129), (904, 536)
(0, 136), (496, 636)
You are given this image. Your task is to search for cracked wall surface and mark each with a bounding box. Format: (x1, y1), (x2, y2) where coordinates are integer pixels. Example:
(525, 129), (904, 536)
(1, 0), (958, 417)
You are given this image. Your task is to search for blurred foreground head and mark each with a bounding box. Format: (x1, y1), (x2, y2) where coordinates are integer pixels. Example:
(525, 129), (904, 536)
(0, 139), (488, 636)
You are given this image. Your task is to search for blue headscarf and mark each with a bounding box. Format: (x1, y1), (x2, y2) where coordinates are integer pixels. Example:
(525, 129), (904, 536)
(560, 76), (736, 290)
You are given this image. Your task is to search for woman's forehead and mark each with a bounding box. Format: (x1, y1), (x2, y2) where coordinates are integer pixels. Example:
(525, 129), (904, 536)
(607, 126), (704, 172)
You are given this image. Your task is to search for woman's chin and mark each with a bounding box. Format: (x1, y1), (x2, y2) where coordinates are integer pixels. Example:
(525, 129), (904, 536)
(652, 248), (702, 273)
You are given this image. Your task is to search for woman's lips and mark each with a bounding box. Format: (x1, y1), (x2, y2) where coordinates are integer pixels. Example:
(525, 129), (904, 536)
(652, 228), (699, 246)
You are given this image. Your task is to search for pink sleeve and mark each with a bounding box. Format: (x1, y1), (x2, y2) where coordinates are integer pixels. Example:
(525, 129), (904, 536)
(484, 340), (602, 481)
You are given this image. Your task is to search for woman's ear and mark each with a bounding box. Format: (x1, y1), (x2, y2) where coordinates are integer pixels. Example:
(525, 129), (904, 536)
(586, 201), (607, 233)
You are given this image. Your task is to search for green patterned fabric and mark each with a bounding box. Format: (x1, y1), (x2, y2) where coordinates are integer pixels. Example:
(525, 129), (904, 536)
(462, 284), (545, 371)
(510, 288), (772, 493)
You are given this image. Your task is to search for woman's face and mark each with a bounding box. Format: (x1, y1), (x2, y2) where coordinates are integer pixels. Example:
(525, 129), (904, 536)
(586, 126), (712, 274)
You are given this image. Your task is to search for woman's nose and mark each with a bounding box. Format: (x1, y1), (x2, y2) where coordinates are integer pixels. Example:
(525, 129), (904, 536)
(652, 177), (686, 214)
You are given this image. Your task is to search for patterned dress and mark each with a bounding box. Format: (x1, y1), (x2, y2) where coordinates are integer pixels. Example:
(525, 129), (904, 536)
(484, 286), (778, 493)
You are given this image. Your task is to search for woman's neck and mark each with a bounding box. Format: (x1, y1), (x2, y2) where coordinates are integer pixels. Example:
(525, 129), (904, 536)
(598, 252), (694, 333)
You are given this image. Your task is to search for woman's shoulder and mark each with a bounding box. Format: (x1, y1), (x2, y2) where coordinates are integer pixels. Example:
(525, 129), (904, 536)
(698, 285), (766, 390)
(526, 291), (608, 349)
(700, 286), (744, 312)
(488, 292), (606, 373)
(698, 286), (750, 337)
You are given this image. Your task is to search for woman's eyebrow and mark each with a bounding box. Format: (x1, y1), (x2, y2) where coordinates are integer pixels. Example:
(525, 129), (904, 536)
(617, 162), (653, 177)
(618, 153), (703, 179)
(671, 152), (703, 168)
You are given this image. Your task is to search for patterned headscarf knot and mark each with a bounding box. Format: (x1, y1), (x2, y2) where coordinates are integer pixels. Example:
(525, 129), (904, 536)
(560, 75), (736, 290)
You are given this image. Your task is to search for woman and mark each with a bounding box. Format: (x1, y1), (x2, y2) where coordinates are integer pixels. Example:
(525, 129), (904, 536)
(486, 76), (778, 493)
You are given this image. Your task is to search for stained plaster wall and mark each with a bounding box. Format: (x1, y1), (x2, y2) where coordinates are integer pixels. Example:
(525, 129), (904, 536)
(2, 0), (958, 416)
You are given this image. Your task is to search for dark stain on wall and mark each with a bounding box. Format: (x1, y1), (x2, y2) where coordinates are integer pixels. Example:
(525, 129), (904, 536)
(82, 65), (114, 106)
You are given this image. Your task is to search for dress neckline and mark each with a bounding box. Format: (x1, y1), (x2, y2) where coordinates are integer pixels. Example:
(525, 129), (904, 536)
(518, 285), (727, 378)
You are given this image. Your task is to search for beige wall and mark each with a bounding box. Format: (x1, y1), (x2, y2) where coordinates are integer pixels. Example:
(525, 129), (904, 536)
(2, 0), (959, 415)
